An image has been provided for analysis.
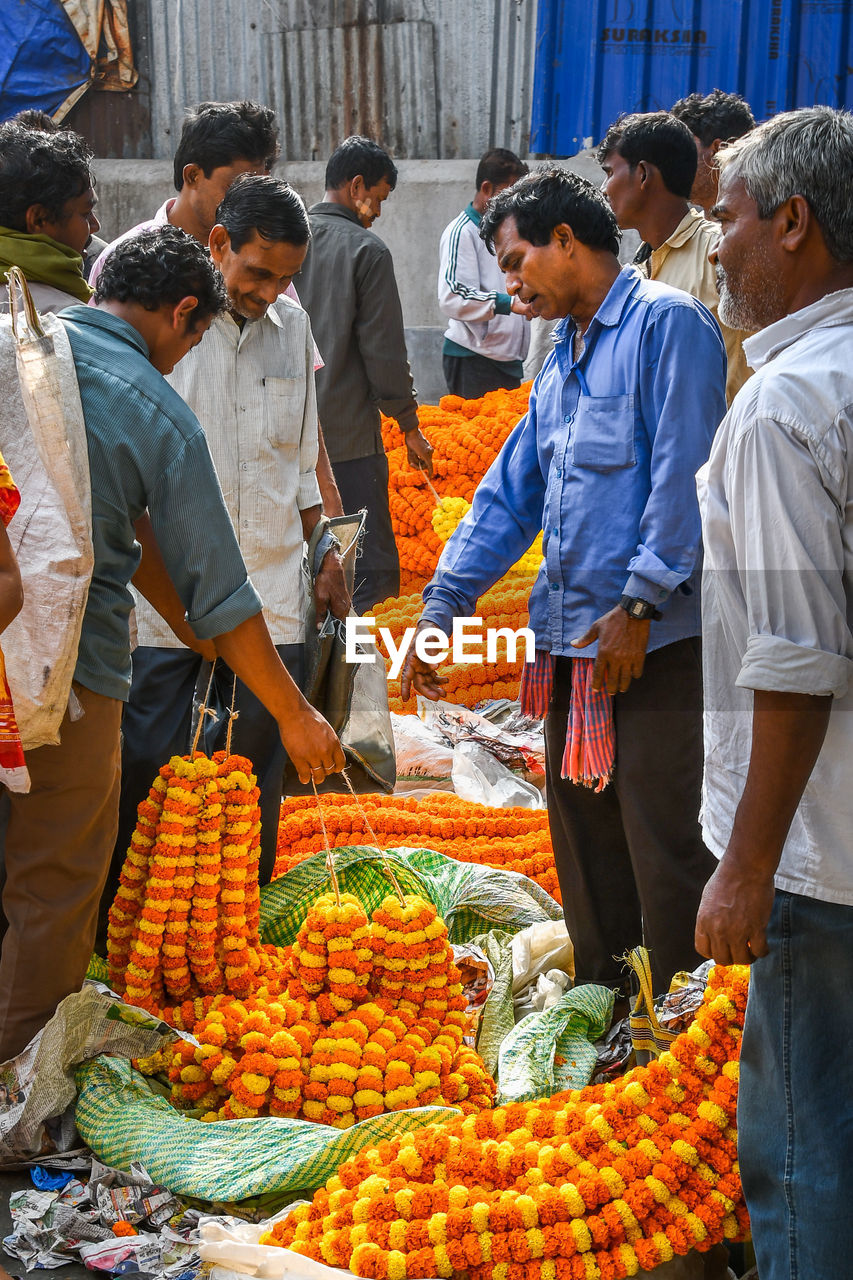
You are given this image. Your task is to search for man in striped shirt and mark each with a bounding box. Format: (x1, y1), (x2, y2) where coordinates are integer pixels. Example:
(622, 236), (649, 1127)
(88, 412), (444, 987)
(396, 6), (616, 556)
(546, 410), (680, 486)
(98, 178), (349, 948)
(438, 149), (533, 399)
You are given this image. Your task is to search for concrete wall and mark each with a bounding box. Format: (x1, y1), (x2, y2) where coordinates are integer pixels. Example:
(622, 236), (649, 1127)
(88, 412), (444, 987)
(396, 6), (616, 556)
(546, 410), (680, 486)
(91, 150), (632, 404)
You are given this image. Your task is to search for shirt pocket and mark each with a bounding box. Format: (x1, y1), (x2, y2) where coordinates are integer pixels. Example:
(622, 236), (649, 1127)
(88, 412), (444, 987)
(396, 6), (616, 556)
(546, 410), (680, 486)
(262, 375), (304, 448)
(570, 393), (636, 471)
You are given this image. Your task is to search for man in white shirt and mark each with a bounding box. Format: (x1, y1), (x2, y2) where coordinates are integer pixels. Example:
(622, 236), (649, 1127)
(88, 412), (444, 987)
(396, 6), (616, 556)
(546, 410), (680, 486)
(696, 106), (853, 1280)
(99, 176), (349, 940)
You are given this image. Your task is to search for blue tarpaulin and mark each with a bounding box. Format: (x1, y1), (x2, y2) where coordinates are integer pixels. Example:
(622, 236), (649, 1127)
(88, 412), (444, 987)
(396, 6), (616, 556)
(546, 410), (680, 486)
(532, 0), (853, 154)
(0, 0), (91, 122)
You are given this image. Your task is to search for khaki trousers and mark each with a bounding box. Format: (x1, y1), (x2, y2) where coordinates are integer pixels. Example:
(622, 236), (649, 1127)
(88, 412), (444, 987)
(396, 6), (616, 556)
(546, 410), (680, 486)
(0, 683), (121, 1060)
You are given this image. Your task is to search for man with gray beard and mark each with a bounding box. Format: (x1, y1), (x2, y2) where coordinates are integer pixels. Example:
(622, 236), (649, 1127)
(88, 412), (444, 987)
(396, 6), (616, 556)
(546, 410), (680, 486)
(696, 106), (853, 1279)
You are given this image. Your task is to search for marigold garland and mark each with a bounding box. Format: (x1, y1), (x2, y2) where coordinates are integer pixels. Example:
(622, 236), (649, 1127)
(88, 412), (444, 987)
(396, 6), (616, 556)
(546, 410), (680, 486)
(115, 773), (497, 1128)
(138, 889), (495, 1127)
(261, 966), (750, 1279)
(382, 383), (533, 593)
(274, 793), (559, 904)
(108, 752), (286, 1012)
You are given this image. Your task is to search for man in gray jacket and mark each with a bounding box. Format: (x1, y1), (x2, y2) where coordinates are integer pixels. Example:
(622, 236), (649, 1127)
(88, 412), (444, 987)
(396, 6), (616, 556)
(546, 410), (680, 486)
(296, 136), (433, 613)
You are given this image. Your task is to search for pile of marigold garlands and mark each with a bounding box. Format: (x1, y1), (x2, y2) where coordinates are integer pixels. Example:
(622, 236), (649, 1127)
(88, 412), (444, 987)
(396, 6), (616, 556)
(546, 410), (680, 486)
(109, 752), (495, 1125)
(263, 964), (750, 1279)
(376, 384), (539, 712)
(384, 384), (533, 593)
(274, 793), (560, 905)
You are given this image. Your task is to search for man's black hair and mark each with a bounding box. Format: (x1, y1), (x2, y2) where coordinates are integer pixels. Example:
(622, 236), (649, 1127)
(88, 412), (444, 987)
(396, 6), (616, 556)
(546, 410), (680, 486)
(475, 148), (528, 192)
(597, 112), (697, 199)
(172, 100), (279, 191)
(215, 173), (309, 252)
(10, 109), (59, 133)
(0, 122), (92, 229)
(480, 166), (621, 258)
(93, 225), (227, 325)
(671, 90), (755, 147)
(325, 136), (398, 192)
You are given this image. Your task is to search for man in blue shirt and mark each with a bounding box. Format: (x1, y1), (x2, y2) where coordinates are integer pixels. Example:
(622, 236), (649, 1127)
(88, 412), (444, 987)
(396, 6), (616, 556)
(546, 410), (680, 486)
(403, 169), (727, 998)
(0, 227), (344, 1059)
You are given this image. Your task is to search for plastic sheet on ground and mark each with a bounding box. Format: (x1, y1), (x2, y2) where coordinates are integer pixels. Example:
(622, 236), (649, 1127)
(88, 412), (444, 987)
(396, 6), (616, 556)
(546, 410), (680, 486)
(451, 740), (545, 808)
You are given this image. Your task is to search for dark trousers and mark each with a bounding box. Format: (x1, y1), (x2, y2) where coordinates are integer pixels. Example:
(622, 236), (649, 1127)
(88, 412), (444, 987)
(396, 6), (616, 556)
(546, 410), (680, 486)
(96, 642), (304, 954)
(544, 637), (716, 996)
(443, 352), (522, 400)
(332, 452), (400, 612)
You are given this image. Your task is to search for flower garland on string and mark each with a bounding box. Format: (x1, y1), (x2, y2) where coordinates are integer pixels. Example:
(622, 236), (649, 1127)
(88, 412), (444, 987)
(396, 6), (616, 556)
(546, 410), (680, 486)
(136, 890), (496, 1127)
(108, 751), (288, 1013)
(261, 966), (750, 1279)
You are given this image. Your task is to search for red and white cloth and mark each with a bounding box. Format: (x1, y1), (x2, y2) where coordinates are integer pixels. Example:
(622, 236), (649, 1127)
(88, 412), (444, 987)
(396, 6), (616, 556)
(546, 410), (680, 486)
(520, 650), (614, 791)
(0, 451), (27, 791)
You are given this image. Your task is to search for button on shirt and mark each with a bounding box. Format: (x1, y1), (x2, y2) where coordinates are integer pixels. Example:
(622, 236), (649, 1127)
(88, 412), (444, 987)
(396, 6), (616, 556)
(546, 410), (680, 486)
(59, 306), (262, 701)
(134, 295), (322, 647)
(699, 288), (853, 906)
(421, 266), (727, 656)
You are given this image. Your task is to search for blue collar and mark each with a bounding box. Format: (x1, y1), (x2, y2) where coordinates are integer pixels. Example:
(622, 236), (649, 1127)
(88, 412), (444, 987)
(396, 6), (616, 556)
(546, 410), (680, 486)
(58, 304), (150, 359)
(553, 264), (642, 347)
(465, 202), (482, 226)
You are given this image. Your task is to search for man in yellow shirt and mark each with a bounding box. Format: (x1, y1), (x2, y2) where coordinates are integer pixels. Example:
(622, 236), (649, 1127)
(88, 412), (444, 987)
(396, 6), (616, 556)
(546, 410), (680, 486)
(599, 111), (751, 406)
(671, 88), (755, 217)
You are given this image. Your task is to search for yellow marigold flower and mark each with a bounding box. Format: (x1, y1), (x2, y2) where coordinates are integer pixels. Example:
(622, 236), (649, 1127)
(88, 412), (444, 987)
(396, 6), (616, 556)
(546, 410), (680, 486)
(570, 1218), (592, 1252)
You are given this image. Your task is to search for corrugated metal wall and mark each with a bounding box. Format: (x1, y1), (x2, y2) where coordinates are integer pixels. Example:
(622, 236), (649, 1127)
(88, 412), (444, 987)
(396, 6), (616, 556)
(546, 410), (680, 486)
(138, 0), (538, 161)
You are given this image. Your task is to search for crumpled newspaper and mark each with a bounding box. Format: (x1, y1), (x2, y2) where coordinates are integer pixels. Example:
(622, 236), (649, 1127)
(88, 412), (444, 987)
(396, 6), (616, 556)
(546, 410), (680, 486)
(2, 1157), (201, 1275)
(0, 981), (187, 1167)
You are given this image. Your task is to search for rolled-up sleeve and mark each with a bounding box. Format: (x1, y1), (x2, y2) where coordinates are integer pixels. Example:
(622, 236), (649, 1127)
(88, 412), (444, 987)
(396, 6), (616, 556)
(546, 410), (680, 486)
(147, 429), (263, 638)
(727, 415), (853, 696)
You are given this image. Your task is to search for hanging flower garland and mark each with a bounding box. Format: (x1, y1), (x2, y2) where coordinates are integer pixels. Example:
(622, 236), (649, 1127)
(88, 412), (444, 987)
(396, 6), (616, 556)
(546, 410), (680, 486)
(261, 966), (749, 1279)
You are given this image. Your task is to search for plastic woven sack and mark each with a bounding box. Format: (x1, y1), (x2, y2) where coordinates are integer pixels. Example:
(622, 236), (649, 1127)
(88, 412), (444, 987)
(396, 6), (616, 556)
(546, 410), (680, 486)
(75, 1056), (451, 1203)
(496, 984), (614, 1102)
(260, 845), (563, 948)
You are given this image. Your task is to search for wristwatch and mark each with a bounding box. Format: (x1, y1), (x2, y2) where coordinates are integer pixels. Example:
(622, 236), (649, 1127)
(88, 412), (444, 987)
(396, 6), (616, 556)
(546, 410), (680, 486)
(619, 594), (662, 622)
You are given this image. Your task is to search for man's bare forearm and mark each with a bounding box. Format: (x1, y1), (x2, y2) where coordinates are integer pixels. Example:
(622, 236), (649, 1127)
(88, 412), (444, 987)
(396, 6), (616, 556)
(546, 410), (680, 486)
(132, 513), (197, 645)
(728, 689), (832, 874)
(316, 422), (344, 517)
(212, 612), (305, 724)
(696, 688), (833, 963)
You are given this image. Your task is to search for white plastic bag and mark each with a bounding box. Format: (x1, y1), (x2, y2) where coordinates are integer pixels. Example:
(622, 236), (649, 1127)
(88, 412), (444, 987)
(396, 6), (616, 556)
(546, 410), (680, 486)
(451, 740), (545, 808)
(0, 268), (93, 751)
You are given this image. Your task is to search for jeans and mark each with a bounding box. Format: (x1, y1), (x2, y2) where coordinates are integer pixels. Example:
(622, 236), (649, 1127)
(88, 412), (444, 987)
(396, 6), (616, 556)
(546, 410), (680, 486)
(739, 889), (853, 1280)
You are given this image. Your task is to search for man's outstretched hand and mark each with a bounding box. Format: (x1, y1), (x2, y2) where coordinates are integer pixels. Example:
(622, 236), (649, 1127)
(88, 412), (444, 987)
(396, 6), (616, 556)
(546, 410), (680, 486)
(400, 621), (449, 702)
